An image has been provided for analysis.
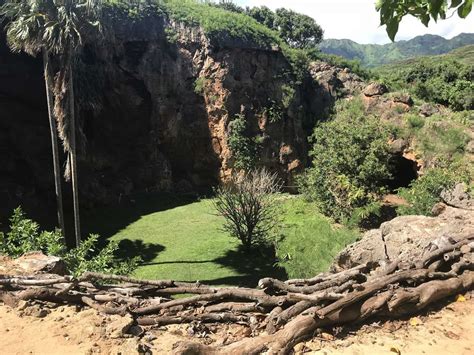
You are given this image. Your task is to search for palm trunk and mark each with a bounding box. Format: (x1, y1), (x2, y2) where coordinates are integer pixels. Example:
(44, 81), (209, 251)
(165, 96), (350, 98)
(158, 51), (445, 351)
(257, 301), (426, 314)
(68, 60), (81, 247)
(42, 48), (66, 241)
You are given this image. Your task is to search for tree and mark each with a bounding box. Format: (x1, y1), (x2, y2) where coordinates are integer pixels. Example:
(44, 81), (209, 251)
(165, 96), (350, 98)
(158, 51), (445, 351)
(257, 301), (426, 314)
(246, 6), (276, 29)
(1, 0), (103, 246)
(298, 99), (392, 223)
(1, 0), (66, 239)
(213, 169), (280, 250)
(212, 0), (244, 13)
(274, 8), (324, 49)
(376, 0), (473, 41)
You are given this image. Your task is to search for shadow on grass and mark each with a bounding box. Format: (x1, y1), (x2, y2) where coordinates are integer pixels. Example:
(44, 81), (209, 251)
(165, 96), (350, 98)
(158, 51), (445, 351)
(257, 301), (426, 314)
(115, 239), (165, 263)
(200, 244), (288, 288)
(82, 192), (198, 239)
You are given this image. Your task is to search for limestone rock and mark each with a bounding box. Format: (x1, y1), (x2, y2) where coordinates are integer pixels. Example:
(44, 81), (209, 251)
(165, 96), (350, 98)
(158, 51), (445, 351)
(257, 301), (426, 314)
(441, 183), (474, 210)
(0, 252), (67, 276)
(419, 103), (439, 117)
(392, 93), (413, 106)
(388, 139), (408, 154)
(363, 82), (388, 97)
(332, 205), (474, 271)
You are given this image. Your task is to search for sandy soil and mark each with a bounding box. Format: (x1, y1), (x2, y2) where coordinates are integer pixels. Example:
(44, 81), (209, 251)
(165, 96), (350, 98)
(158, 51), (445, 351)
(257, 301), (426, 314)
(0, 294), (473, 354)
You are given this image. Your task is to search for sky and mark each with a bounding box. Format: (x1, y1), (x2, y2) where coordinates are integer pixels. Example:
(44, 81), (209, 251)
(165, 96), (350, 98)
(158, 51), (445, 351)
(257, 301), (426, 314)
(235, 0), (474, 44)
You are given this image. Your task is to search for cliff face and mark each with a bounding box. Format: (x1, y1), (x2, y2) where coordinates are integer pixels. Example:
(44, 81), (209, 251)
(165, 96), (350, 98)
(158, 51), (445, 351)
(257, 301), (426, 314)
(1, 16), (334, 222)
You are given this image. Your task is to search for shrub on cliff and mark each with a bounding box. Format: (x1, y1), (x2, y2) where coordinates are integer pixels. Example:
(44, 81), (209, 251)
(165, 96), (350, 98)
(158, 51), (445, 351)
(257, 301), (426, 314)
(0, 207), (140, 277)
(298, 98), (392, 223)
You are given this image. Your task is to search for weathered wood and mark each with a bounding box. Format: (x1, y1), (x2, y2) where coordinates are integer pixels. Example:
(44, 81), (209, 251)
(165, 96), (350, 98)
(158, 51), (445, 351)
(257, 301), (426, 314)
(137, 312), (249, 326)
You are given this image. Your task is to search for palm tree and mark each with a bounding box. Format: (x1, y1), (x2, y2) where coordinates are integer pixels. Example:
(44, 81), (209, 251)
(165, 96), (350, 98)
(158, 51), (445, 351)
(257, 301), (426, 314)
(1, 0), (103, 246)
(1, 0), (66, 239)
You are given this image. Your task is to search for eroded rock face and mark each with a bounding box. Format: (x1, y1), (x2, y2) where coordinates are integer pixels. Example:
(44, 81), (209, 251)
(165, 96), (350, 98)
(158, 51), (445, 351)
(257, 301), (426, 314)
(1, 16), (331, 218)
(332, 205), (474, 271)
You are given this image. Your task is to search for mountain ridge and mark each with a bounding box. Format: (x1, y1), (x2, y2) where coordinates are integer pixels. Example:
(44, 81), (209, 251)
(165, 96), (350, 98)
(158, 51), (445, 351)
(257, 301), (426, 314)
(319, 33), (474, 67)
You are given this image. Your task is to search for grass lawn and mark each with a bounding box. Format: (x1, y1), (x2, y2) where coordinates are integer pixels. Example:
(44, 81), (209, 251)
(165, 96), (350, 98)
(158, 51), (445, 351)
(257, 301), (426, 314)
(83, 194), (359, 287)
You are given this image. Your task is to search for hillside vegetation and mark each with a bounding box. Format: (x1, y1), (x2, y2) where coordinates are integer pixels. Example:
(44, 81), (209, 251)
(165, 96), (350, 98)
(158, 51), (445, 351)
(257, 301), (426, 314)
(319, 33), (474, 67)
(375, 47), (474, 111)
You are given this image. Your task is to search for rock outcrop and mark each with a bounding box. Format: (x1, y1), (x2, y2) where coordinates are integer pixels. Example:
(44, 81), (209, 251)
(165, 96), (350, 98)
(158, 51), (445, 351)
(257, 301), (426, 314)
(332, 204), (474, 271)
(0, 252), (66, 276)
(1, 15), (345, 219)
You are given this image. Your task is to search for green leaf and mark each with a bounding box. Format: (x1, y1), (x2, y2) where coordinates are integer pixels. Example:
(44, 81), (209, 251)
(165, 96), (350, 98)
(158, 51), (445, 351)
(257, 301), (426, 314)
(450, 0), (462, 8)
(421, 13), (430, 26)
(386, 18), (399, 41)
(458, 0), (472, 17)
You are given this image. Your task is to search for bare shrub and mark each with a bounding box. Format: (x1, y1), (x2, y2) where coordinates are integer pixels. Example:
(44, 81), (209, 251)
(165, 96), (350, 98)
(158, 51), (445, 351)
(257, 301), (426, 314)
(213, 169), (280, 249)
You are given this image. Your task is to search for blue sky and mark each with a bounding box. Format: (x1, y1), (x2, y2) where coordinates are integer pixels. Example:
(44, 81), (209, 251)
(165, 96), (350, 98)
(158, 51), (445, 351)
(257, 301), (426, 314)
(235, 0), (474, 44)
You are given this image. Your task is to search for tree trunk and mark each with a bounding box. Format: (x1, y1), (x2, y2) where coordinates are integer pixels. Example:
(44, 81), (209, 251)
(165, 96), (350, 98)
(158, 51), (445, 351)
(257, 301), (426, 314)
(42, 48), (66, 240)
(68, 60), (81, 247)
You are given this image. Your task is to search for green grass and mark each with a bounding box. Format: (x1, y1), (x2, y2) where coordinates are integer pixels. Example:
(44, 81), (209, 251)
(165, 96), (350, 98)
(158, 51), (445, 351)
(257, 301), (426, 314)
(274, 197), (360, 279)
(83, 194), (359, 286)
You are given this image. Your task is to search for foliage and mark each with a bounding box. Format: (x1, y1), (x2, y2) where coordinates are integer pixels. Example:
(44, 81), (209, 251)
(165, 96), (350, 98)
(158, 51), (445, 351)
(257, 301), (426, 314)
(397, 164), (471, 216)
(406, 114), (425, 129)
(377, 55), (474, 111)
(273, 197), (359, 279)
(246, 5), (275, 29)
(298, 98), (392, 222)
(281, 84), (296, 109)
(0, 208), (65, 258)
(194, 76), (206, 95)
(0, 207), (139, 277)
(161, 0), (281, 49)
(273, 8), (323, 49)
(63, 234), (140, 277)
(227, 114), (259, 171)
(209, 3), (323, 49)
(213, 169), (280, 250)
(376, 0), (472, 41)
(263, 101), (283, 123)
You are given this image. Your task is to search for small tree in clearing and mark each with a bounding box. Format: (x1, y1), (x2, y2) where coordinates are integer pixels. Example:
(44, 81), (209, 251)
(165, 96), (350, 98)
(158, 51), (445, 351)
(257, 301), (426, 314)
(214, 169), (280, 250)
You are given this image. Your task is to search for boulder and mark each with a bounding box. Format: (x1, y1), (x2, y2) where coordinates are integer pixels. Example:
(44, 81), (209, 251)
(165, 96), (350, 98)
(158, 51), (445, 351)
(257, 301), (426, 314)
(332, 205), (474, 271)
(0, 252), (67, 276)
(392, 93), (413, 106)
(388, 138), (408, 154)
(441, 183), (474, 210)
(466, 140), (474, 154)
(363, 82), (388, 97)
(419, 103), (439, 117)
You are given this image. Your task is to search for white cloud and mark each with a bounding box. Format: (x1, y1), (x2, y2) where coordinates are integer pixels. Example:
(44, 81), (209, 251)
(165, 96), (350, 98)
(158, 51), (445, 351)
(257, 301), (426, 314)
(235, 0), (474, 44)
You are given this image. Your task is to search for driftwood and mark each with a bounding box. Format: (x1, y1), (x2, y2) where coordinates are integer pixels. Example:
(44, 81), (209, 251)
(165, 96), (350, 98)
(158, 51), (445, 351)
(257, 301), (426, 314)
(1, 235), (473, 354)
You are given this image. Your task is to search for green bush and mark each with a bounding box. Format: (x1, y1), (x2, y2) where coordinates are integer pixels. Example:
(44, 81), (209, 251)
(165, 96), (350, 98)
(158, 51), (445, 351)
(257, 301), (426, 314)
(0, 208), (65, 258)
(397, 165), (471, 216)
(298, 98), (392, 222)
(416, 119), (469, 161)
(194, 76), (206, 95)
(0, 207), (140, 277)
(227, 114), (260, 171)
(376, 57), (474, 111)
(406, 114), (425, 129)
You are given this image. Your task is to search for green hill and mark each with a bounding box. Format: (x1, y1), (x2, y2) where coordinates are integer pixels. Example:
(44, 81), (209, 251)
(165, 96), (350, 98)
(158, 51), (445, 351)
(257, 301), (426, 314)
(319, 33), (474, 67)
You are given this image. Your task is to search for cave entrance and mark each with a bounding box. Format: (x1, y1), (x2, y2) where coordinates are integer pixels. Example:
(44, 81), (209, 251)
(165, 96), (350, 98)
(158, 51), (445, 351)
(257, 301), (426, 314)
(387, 155), (419, 191)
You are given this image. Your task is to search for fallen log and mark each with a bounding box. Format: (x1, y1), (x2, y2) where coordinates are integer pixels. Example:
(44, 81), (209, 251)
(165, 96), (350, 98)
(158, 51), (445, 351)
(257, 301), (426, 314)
(1, 237), (473, 355)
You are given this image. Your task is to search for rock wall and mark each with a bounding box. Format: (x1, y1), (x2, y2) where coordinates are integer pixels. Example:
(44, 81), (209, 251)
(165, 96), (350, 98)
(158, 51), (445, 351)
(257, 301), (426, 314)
(0, 16), (337, 223)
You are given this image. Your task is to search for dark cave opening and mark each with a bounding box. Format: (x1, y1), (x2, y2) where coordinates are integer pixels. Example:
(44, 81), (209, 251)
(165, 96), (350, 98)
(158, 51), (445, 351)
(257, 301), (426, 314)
(387, 155), (419, 191)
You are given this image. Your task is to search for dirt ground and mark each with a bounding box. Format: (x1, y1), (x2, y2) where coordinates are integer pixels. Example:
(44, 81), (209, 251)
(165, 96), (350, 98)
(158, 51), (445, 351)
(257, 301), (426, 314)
(0, 294), (473, 355)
